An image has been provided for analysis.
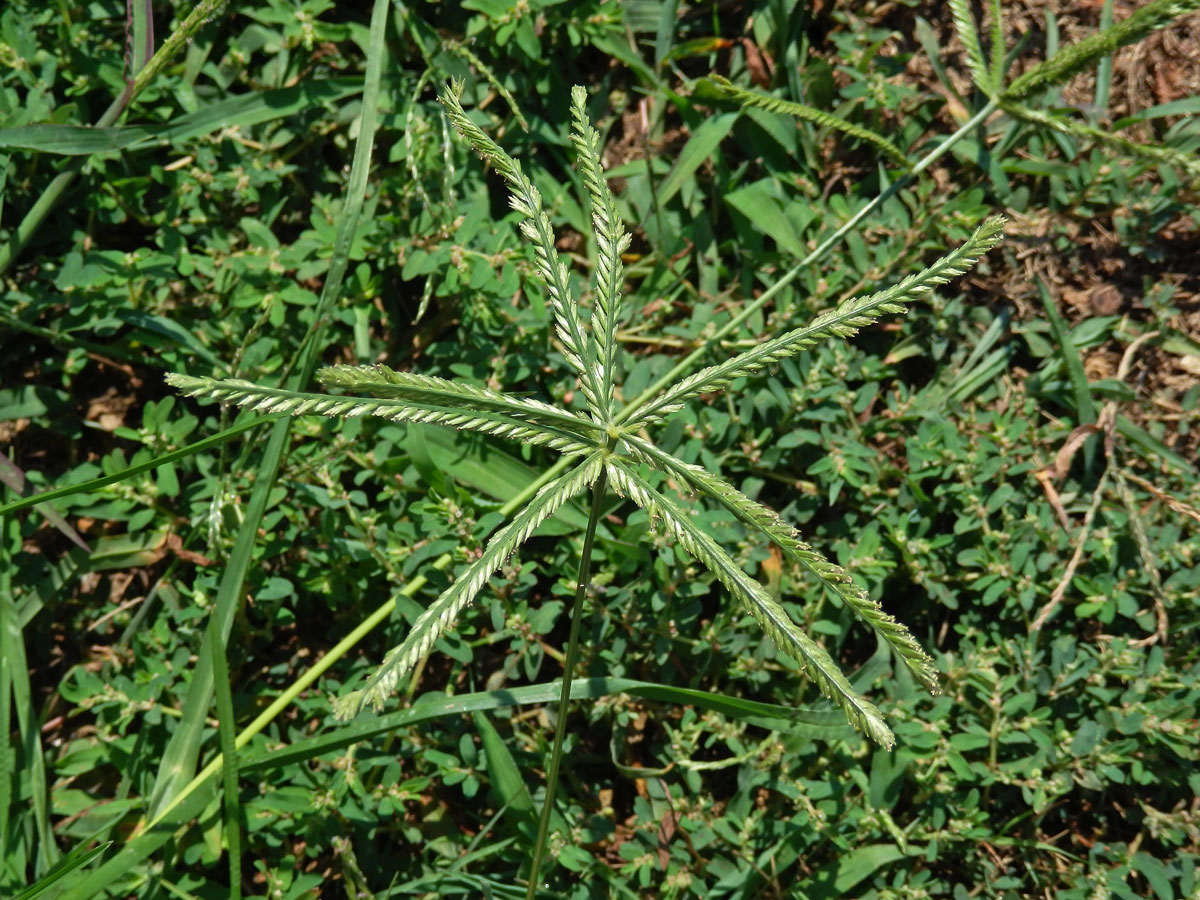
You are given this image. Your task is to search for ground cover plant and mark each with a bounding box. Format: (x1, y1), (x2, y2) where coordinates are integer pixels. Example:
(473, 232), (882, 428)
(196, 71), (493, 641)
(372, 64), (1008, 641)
(2, 1), (1199, 899)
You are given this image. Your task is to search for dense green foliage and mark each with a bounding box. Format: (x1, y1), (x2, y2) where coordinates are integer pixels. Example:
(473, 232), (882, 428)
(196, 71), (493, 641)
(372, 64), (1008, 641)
(2, 2), (1198, 899)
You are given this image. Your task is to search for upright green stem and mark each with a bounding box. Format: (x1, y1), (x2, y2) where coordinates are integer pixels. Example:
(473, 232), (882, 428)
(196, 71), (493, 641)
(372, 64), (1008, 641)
(526, 468), (609, 899)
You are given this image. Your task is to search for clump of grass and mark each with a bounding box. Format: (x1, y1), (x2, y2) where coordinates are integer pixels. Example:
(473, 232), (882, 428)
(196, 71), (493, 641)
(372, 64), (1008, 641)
(169, 80), (1005, 889)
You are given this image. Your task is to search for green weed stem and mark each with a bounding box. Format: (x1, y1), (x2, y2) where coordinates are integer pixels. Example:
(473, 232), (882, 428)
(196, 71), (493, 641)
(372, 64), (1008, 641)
(616, 98), (999, 425)
(527, 468), (609, 899)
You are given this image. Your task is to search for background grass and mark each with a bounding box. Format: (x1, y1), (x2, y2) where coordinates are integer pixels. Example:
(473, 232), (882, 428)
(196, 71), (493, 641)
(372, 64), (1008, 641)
(2, 1), (1199, 898)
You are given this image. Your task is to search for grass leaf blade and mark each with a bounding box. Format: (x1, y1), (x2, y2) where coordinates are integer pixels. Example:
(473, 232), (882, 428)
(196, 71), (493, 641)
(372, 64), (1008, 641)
(207, 612), (243, 900)
(145, 0), (391, 820)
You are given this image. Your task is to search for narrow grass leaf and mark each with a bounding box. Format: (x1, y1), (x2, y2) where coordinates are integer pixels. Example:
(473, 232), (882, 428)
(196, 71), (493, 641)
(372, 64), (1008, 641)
(1116, 415), (1197, 476)
(724, 180), (805, 258)
(146, 0), (391, 819)
(913, 17), (964, 105)
(654, 111), (739, 208)
(0, 455), (90, 552)
(0, 561), (13, 870)
(129, 0), (155, 74)
(248, 677), (852, 774)
(803, 843), (908, 900)
(0, 125), (160, 155)
(0, 80), (366, 156)
(1036, 278), (1097, 426)
(8, 842), (112, 900)
(473, 711), (543, 843)
(207, 613), (243, 900)
(0, 580), (58, 872)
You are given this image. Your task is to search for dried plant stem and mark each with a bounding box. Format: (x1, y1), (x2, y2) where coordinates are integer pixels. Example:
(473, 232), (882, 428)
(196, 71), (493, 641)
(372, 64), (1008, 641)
(1031, 331), (1163, 635)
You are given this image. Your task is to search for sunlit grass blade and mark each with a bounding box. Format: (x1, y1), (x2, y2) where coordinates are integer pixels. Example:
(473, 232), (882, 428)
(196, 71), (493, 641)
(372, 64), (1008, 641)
(605, 461), (895, 747)
(251, 677), (853, 773)
(334, 451), (606, 719)
(569, 85), (630, 418)
(0, 79), (364, 155)
(620, 435), (940, 693)
(145, 0), (391, 821)
(0, 562), (15, 872)
(167, 373), (599, 456)
(9, 841), (111, 900)
(207, 612), (243, 900)
(0, 567), (58, 874)
(623, 216), (1006, 427)
(439, 81), (606, 419)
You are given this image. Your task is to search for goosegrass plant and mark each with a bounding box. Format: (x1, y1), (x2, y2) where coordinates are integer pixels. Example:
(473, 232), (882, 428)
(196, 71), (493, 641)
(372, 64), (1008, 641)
(168, 79), (1004, 890)
(3, 2), (1199, 897)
